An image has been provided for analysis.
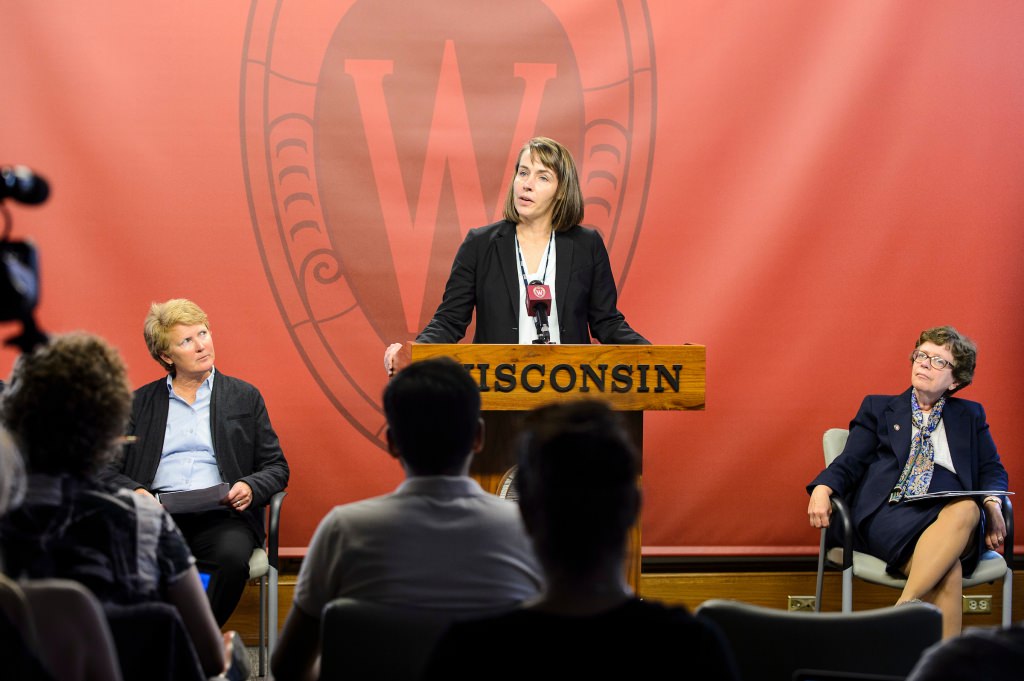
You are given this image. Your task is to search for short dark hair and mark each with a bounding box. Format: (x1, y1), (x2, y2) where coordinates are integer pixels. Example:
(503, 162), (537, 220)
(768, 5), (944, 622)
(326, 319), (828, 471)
(516, 399), (640, 573)
(1, 333), (132, 477)
(914, 325), (976, 394)
(382, 357), (481, 474)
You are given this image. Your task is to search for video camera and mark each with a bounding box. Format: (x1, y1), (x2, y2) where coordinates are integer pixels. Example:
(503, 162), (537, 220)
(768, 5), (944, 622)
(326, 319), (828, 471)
(1, 165), (49, 352)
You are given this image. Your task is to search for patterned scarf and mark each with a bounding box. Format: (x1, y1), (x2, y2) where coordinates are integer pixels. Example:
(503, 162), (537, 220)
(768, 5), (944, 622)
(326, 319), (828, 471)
(889, 391), (946, 503)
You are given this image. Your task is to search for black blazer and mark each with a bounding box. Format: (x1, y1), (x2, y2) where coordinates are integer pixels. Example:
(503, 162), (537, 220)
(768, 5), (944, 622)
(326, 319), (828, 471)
(808, 388), (1008, 532)
(100, 371), (290, 543)
(416, 220), (649, 345)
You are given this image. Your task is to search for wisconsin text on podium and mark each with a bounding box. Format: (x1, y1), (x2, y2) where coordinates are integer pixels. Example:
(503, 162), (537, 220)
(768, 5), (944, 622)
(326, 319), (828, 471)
(468, 362), (681, 394)
(409, 344), (706, 412)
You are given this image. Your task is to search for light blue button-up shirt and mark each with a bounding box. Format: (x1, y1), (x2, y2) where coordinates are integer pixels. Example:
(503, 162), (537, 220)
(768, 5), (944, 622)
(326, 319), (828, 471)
(150, 369), (223, 492)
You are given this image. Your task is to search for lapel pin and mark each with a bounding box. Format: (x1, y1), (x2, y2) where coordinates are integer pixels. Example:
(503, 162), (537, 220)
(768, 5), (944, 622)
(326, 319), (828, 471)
(894, 424), (901, 431)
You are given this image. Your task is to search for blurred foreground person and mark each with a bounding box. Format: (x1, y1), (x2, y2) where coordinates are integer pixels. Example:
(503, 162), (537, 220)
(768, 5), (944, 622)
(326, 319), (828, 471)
(423, 399), (739, 680)
(906, 622), (1024, 680)
(0, 424), (123, 681)
(0, 332), (246, 679)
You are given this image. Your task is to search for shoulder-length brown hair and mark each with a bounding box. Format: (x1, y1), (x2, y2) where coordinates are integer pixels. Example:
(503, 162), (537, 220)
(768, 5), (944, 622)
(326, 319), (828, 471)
(502, 137), (584, 233)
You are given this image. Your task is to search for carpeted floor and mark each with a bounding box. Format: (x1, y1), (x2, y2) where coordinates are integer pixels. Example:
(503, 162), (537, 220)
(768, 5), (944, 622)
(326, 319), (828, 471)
(243, 646), (267, 680)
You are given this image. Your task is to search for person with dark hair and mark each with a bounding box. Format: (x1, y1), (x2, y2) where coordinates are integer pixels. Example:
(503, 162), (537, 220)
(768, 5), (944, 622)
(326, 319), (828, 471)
(422, 399), (740, 680)
(905, 622), (1024, 680)
(383, 136), (648, 375)
(100, 298), (290, 626)
(0, 332), (244, 679)
(271, 356), (541, 681)
(808, 325), (1009, 639)
(0, 424), (124, 681)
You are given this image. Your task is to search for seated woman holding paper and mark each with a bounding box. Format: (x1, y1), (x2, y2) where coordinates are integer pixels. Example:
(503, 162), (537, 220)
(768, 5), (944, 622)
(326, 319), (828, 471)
(807, 325), (1008, 639)
(101, 299), (289, 625)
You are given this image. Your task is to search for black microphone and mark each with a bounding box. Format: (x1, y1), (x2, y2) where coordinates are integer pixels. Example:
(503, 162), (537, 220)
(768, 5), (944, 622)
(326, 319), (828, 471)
(526, 280), (552, 344)
(1, 166), (50, 205)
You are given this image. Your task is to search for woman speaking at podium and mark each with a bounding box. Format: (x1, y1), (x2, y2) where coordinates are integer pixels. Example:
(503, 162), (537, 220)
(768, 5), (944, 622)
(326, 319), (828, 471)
(384, 136), (648, 375)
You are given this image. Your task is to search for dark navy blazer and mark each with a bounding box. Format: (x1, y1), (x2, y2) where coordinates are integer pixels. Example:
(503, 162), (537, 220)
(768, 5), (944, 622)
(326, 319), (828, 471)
(808, 387), (1008, 533)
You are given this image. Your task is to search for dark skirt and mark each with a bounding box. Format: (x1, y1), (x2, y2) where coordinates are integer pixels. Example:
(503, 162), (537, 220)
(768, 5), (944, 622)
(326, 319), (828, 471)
(859, 465), (983, 577)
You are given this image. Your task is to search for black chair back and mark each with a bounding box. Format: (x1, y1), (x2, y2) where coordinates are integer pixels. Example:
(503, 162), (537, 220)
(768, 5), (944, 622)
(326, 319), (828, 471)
(104, 600), (206, 681)
(695, 598), (942, 681)
(319, 597), (505, 681)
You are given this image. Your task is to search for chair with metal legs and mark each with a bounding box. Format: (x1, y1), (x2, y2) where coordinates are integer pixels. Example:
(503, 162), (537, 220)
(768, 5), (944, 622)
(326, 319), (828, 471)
(248, 490), (286, 677)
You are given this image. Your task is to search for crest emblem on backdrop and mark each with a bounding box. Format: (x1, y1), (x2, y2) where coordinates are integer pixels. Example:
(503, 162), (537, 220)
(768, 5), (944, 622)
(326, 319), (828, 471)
(240, 0), (656, 448)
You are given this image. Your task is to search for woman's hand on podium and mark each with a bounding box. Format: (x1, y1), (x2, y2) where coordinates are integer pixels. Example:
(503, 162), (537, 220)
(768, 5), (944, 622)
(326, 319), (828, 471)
(384, 343), (404, 377)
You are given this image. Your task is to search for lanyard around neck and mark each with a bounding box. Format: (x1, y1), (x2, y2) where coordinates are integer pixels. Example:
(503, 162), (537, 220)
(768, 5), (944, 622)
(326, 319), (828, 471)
(515, 231), (554, 290)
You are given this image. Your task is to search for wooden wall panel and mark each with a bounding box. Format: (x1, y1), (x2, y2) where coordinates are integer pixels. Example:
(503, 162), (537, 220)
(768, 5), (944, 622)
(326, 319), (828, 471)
(225, 566), (1022, 641)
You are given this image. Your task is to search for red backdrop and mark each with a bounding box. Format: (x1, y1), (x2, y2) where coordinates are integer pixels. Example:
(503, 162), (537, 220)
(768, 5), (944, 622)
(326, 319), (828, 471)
(2, 1), (1021, 557)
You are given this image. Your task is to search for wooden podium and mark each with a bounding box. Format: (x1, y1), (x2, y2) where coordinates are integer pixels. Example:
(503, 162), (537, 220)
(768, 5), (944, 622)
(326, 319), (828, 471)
(405, 343), (706, 590)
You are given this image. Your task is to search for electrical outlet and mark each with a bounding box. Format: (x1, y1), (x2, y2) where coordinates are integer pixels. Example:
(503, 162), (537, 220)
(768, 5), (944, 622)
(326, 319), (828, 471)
(962, 595), (992, 614)
(788, 596), (816, 611)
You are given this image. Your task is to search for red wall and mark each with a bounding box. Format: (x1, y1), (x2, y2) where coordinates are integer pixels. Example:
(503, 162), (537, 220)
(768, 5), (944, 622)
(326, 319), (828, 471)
(2, 1), (1021, 556)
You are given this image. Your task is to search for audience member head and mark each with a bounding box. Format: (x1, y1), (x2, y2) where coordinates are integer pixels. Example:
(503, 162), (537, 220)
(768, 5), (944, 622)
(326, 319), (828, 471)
(913, 325), (976, 393)
(382, 357), (482, 475)
(516, 399), (640, 575)
(144, 298), (210, 372)
(0, 333), (132, 477)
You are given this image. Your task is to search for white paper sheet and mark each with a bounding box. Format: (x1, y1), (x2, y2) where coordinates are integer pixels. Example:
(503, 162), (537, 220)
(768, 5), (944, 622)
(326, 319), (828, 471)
(904, 489), (1014, 502)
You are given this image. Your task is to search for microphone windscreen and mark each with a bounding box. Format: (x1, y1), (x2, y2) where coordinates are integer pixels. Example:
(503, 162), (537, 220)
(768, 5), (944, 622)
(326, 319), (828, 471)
(526, 281), (551, 316)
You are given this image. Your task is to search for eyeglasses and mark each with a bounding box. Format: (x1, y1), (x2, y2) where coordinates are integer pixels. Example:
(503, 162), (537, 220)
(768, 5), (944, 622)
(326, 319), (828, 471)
(910, 350), (955, 371)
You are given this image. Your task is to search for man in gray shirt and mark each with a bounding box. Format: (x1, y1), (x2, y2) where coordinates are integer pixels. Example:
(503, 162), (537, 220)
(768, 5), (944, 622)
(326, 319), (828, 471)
(271, 357), (542, 681)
